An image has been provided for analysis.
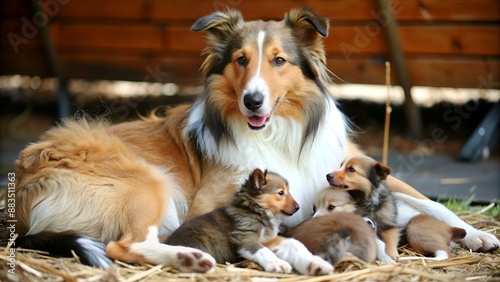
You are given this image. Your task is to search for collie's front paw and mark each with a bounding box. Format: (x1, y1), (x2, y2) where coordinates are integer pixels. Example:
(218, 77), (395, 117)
(306, 256), (334, 276)
(264, 259), (293, 273)
(461, 230), (499, 252)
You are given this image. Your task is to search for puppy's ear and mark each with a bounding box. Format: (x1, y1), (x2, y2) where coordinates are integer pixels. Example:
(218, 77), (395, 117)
(251, 169), (267, 189)
(374, 162), (392, 181)
(450, 227), (467, 240)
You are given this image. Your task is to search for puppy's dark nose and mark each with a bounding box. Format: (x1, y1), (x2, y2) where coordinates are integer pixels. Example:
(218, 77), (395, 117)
(244, 92), (264, 111)
(294, 204), (300, 212)
(326, 173), (334, 181)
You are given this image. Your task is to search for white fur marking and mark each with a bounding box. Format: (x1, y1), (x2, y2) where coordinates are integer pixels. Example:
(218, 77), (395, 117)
(239, 248), (292, 273)
(269, 238), (334, 275)
(130, 226), (216, 273)
(375, 238), (395, 264)
(256, 30), (265, 75)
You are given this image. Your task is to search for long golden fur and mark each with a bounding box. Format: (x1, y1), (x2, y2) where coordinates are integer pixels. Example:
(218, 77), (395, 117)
(12, 7), (499, 272)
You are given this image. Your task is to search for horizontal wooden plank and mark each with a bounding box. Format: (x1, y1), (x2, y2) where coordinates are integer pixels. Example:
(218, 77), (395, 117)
(329, 57), (500, 88)
(10, 0), (492, 22)
(4, 49), (497, 89)
(2, 22), (490, 56)
(4, 0), (498, 22)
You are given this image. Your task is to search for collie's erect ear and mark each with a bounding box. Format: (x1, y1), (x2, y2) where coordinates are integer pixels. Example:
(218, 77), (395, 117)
(284, 7), (330, 82)
(374, 162), (392, 181)
(284, 7), (329, 44)
(251, 168), (267, 189)
(191, 9), (244, 40)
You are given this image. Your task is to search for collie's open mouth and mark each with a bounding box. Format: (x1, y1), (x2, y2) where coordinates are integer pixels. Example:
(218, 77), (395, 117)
(247, 115), (270, 129)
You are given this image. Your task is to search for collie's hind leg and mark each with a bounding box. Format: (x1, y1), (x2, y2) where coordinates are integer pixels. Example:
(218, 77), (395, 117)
(265, 237), (333, 275)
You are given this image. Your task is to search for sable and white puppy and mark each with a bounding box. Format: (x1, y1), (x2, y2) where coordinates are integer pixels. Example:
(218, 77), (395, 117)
(166, 169), (333, 275)
(401, 214), (466, 260)
(326, 155), (400, 260)
(288, 212), (377, 265)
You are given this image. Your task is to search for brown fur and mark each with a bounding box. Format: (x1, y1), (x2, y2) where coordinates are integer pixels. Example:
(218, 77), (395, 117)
(406, 214), (466, 258)
(326, 154), (400, 258)
(165, 169), (298, 264)
(288, 212), (377, 264)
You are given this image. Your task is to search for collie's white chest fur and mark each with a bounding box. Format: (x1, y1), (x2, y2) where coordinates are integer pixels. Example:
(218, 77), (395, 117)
(187, 98), (349, 226)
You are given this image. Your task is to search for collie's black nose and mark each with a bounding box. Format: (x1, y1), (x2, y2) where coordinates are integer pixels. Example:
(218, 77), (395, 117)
(244, 92), (264, 111)
(294, 204), (300, 212)
(326, 173), (334, 181)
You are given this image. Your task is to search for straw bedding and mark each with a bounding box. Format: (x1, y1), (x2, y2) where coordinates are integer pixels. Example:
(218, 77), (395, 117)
(0, 204), (498, 282)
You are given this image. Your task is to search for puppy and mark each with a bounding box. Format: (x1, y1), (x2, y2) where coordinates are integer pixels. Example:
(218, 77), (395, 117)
(166, 169), (333, 275)
(312, 187), (395, 263)
(401, 214), (466, 260)
(288, 212), (377, 265)
(326, 154), (400, 260)
(314, 188), (467, 261)
(312, 187), (357, 217)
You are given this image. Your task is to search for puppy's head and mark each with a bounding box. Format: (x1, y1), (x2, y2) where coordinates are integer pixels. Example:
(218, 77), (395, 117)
(243, 168), (299, 216)
(325, 155), (392, 196)
(312, 187), (357, 218)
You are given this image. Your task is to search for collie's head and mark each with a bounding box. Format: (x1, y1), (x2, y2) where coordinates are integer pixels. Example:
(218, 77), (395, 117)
(190, 7), (331, 141)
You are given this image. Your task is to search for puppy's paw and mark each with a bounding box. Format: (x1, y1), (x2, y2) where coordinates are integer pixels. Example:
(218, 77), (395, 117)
(175, 248), (216, 273)
(462, 230), (499, 252)
(377, 253), (396, 264)
(306, 256), (334, 276)
(264, 259), (293, 273)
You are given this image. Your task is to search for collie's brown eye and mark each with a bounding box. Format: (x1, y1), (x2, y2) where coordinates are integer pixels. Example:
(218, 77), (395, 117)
(274, 57), (286, 66)
(237, 56), (247, 67)
(348, 166), (355, 173)
(278, 190), (285, 196)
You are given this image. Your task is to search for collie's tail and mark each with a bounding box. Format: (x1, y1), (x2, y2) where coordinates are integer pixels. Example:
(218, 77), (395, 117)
(15, 233), (112, 268)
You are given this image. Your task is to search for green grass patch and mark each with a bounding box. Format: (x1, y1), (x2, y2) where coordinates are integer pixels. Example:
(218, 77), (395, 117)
(438, 196), (500, 217)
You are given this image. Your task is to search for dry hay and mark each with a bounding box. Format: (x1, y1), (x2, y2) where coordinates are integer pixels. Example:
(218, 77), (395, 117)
(0, 210), (498, 282)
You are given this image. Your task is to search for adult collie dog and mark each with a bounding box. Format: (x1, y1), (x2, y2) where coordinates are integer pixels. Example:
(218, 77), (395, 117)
(13, 8), (499, 272)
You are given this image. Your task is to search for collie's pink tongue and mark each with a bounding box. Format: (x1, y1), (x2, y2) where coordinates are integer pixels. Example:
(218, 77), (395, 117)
(247, 116), (268, 128)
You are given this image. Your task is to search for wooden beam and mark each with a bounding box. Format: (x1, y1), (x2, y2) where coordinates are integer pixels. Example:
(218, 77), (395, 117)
(376, 0), (422, 139)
